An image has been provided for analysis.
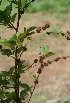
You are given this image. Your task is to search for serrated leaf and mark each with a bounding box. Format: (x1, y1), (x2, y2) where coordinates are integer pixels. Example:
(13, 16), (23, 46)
(1, 71), (8, 77)
(8, 66), (15, 74)
(27, 26), (36, 32)
(18, 60), (26, 70)
(40, 45), (49, 56)
(5, 91), (16, 99)
(20, 83), (31, 91)
(20, 90), (27, 97)
(17, 48), (23, 53)
(10, 34), (17, 41)
(11, 13), (17, 23)
(0, 49), (13, 56)
(6, 84), (14, 88)
(4, 3), (12, 16)
(0, 39), (16, 47)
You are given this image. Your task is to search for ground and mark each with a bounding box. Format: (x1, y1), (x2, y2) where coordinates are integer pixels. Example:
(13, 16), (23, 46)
(0, 12), (70, 103)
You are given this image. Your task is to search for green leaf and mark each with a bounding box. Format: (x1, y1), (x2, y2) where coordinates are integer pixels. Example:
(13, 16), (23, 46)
(1, 71), (8, 77)
(10, 55), (16, 59)
(17, 48), (23, 54)
(21, 0), (26, 8)
(4, 3), (12, 16)
(20, 90), (28, 97)
(17, 69), (24, 74)
(8, 66), (15, 74)
(0, 39), (16, 47)
(18, 26), (36, 42)
(27, 26), (36, 32)
(5, 91), (16, 99)
(0, 49), (13, 57)
(7, 0), (22, 7)
(10, 34), (17, 41)
(39, 45), (49, 56)
(20, 83), (31, 91)
(18, 60), (26, 70)
(6, 83), (14, 88)
(29, 73), (36, 79)
(0, 90), (4, 98)
(0, 0), (2, 5)
(46, 52), (54, 57)
(11, 13), (17, 23)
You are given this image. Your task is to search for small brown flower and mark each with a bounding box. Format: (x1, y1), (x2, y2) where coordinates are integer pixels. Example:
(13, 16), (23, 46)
(34, 79), (39, 84)
(44, 62), (48, 66)
(60, 31), (65, 36)
(45, 23), (50, 28)
(42, 26), (46, 30)
(36, 27), (41, 33)
(23, 46), (27, 51)
(67, 31), (70, 34)
(46, 32), (51, 35)
(67, 36), (70, 40)
(54, 57), (61, 62)
(37, 67), (42, 74)
(39, 56), (45, 60)
(27, 36), (31, 40)
(41, 63), (44, 68)
(47, 60), (52, 64)
(34, 59), (38, 63)
(62, 56), (66, 59)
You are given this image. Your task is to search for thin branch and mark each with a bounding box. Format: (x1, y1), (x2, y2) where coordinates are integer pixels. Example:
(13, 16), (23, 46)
(27, 55), (70, 103)
(24, 62), (35, 72)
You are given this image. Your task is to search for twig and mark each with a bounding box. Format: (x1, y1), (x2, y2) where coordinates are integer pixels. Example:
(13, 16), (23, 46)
(27, 55), (70, 103)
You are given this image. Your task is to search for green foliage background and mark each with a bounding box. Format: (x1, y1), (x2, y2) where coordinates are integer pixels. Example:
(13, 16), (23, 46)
(0, 0), (70, 13)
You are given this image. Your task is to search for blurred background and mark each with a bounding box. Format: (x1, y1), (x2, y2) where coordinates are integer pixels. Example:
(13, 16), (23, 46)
(0, 0), (70, 103)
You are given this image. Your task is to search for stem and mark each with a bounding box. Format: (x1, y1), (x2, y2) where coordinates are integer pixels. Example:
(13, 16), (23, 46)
(15, 0), (21, 103)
